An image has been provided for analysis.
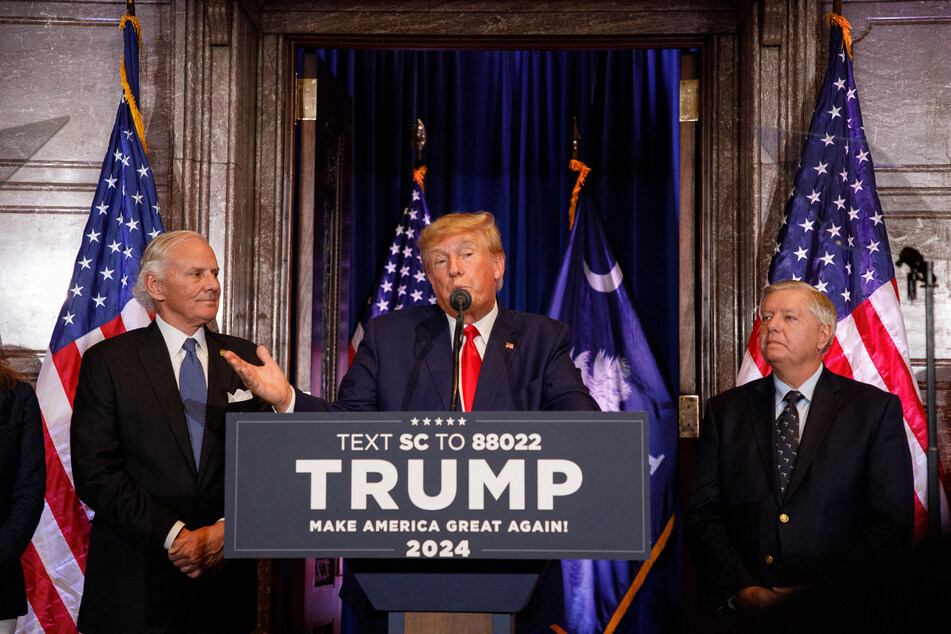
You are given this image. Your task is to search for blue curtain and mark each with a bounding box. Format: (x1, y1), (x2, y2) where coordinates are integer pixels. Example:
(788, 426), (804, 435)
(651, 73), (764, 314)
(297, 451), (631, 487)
(308, 48), (682, 391)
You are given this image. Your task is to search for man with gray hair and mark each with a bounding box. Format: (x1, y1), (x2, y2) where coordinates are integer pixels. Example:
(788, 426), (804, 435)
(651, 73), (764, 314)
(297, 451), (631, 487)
(686, 280), (913, 632)
(71, 230), (267, 633)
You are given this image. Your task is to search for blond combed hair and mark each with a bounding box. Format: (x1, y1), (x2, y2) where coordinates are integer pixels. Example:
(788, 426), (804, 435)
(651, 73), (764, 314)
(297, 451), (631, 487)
(418, 212), (505, 267)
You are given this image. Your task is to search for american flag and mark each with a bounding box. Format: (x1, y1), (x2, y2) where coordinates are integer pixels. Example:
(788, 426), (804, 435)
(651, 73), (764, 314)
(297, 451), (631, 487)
(348, 169), (436, 361)
(22, 14), (163, 632)
(736, 14), (949, 540)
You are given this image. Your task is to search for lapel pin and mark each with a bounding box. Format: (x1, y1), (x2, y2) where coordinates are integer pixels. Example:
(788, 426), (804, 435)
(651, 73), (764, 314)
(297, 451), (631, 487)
(505, 342), (514, 350)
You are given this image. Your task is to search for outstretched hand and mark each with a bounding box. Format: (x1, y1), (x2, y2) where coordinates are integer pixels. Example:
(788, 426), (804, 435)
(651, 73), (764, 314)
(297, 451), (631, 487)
(221, 345), (294, 412)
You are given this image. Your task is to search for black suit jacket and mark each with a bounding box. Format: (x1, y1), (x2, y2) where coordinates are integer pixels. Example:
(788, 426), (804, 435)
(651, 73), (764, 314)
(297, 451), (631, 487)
(0, 381), (46, 619)
(297, 303), (598, 412)
(685, 367), (913, 612)
(71, 322), (268, 633)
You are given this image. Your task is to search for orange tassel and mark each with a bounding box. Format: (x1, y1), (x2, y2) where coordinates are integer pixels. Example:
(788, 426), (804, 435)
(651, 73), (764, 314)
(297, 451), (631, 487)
(824, 12), (853, 60)
(413, 166), (427, 192)
(567, 159), (591, 231)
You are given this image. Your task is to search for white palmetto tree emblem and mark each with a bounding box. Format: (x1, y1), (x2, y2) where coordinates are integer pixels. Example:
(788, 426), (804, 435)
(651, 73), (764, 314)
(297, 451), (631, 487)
(571, 348), (632, 412)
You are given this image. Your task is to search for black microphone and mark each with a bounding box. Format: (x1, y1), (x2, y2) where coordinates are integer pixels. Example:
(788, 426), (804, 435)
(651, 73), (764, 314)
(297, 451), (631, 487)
(449, 288), (472, 312)
(448, 289), (471, 411)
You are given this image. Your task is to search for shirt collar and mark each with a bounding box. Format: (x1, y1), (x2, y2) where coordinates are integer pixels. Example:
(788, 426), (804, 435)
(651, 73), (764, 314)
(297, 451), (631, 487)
(445, 301), (499, 342)
(155, 314), (208, 358)
(773, 364), (823, 405)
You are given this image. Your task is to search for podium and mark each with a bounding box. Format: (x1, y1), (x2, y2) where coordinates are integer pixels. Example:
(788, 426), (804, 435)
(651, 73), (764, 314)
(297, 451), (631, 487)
(225, 411), (650, 632)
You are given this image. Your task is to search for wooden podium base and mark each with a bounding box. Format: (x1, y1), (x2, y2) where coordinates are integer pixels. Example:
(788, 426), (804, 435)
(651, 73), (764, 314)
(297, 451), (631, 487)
(390, 612), (514, 633)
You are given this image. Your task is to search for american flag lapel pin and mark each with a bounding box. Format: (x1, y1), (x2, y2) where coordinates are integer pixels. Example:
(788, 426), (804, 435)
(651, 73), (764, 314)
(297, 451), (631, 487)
(505, 342), (514, 350)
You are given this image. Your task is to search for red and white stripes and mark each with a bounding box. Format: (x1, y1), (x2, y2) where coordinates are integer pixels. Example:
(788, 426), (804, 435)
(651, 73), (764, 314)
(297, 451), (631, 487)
(22, 299), (152, 632)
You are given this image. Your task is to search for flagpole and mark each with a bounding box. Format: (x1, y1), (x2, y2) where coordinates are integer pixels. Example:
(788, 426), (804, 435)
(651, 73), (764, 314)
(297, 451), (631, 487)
(127, 0), (135, 16)
(924, 259), (939, 541)
(896, 247), (941, 541)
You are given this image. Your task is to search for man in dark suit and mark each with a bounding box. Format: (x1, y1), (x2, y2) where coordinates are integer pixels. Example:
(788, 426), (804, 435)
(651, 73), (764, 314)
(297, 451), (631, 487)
(685, 280), (913, 632)
(71, 231), (267, 633)
(224, 212), (597, 414)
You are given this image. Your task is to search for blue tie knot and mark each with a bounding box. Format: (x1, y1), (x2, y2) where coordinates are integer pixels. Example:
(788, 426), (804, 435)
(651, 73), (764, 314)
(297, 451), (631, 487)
(184, 337), (198, 355)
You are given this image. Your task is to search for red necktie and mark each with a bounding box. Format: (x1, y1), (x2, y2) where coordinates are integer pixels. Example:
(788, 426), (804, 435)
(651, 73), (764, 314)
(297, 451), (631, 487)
(462, 325), (482, 412)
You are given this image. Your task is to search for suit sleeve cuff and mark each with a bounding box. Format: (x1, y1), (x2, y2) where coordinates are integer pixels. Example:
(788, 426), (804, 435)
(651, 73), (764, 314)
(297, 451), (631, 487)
(164, 520), (185, 550)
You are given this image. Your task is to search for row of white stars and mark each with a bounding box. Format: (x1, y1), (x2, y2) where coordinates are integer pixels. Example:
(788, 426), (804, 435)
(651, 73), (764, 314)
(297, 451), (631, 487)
(410, 416), (466, 426)
(376, 291), (437, 312)
(783, 271), (876, 305)
(110, 147), (151, 176)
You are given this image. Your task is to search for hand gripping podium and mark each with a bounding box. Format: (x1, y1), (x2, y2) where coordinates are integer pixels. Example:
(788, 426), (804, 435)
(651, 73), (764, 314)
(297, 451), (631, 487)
(225, 411), (650, 633)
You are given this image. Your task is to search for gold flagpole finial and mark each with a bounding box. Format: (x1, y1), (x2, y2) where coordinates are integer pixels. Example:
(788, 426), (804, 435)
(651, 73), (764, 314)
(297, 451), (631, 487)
(414, 119), (427, 166)
(571, 117), (581, 161)
(413, 119), (427, 191)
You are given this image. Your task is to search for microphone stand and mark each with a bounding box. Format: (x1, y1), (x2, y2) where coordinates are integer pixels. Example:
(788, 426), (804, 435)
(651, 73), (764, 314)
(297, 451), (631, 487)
(449, 310), (465, 411)
(447, 288), (471, 412)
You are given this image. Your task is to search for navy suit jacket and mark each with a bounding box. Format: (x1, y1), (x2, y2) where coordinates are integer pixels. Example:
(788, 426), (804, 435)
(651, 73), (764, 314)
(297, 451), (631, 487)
(71, 321), (268, 633)
(0, 381), (45, 619)
(297, 304), (598, 412)
(685, 367), (913, 608)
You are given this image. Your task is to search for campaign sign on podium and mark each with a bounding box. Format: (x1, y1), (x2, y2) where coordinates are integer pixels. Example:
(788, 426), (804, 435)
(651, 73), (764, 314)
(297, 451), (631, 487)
(224, 411), (649, 561)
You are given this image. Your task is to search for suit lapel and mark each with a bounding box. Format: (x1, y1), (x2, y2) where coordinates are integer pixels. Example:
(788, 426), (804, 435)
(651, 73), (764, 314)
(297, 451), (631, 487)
(419, 307), (452, 410)
(747, 375), (783, 503)
(138, 321), (197, 476)
(785, 367), (840, 499)
(203, 327), (233, 476)
(472, 305), (517, 411)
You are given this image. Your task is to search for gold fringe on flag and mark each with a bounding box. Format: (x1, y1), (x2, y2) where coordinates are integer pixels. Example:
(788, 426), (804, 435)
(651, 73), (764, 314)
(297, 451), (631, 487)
(413, 166), (427, 192)
(824, 12), (853, 60)
(118, 13), (148, 155)
(568, 159), (591, 231)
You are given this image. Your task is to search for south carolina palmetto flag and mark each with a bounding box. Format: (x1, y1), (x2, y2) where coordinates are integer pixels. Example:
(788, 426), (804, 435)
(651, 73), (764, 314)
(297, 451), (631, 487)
(22, 14), (164, 632)
(736, 14), (949, 540)
(549, 172), (680, 633)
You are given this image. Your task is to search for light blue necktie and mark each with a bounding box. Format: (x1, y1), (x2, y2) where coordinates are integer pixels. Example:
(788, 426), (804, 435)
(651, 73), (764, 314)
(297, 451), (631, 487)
(180, 338), (207, 470)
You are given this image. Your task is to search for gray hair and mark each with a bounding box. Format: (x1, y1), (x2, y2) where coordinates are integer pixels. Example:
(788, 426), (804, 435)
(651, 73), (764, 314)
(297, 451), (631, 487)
(132, 230), (206, 312)
(760, 279), (838, 352)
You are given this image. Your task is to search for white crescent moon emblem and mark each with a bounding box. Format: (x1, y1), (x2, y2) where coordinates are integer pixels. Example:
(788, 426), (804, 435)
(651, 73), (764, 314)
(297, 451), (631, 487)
(583, 259), (623, 293)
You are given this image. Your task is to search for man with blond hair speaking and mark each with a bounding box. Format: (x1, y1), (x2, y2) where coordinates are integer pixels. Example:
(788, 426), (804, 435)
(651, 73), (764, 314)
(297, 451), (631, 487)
(686, 280), (913, 632)
(226, 212), (598, 414)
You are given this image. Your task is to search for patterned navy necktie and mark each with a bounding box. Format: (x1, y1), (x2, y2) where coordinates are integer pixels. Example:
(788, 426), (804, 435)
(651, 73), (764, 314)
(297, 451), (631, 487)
(776, 390), (804, 494)
(180, 338), (207, 470)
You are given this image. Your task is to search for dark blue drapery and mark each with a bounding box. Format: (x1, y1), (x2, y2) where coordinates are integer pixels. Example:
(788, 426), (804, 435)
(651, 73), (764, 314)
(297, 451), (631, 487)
(309, 48), (682, 391)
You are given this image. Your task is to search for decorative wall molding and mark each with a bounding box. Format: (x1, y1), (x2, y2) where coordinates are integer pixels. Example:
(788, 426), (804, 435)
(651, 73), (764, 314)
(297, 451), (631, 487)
(852, 15), (951, 43)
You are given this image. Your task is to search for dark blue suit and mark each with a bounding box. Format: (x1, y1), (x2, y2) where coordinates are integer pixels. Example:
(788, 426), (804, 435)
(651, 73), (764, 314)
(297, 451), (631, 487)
(686, 367), (913, 629)
(0, 381), (45, 620)
(296, 304), (598, 412)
